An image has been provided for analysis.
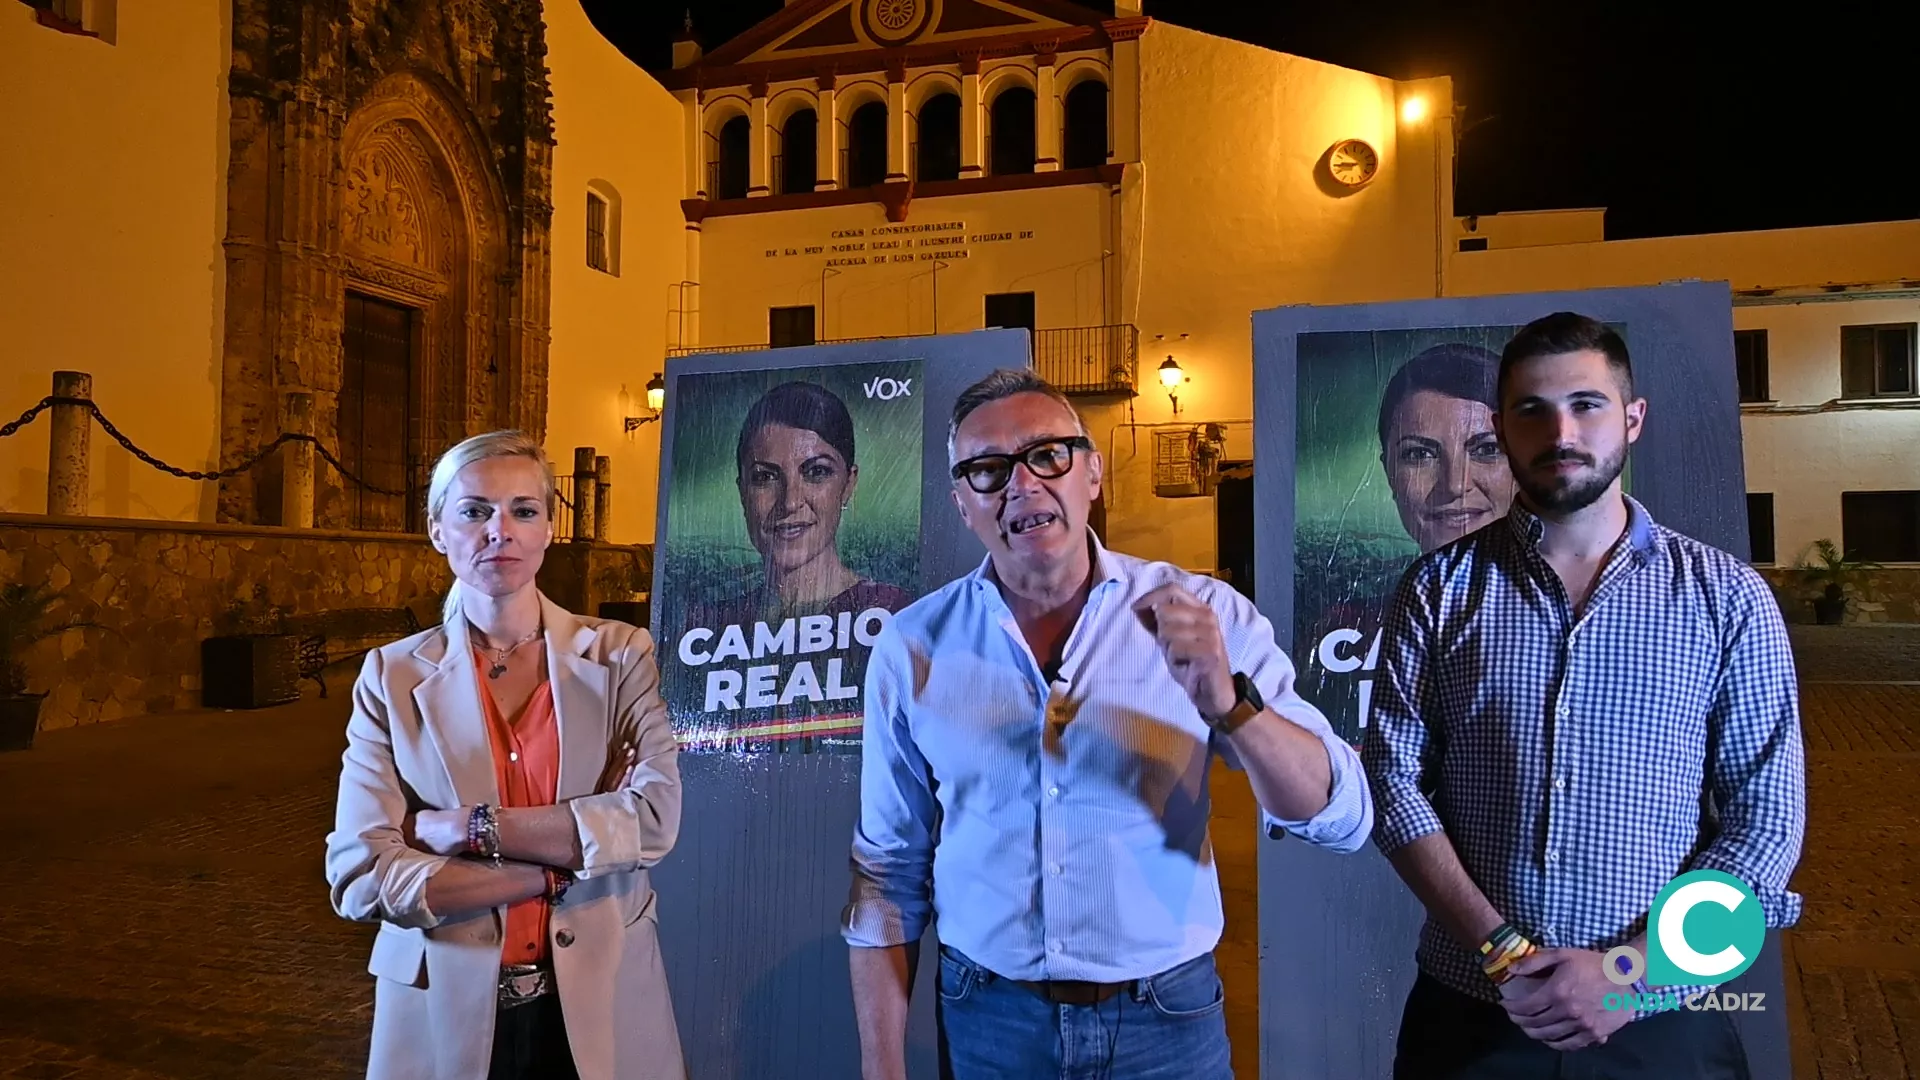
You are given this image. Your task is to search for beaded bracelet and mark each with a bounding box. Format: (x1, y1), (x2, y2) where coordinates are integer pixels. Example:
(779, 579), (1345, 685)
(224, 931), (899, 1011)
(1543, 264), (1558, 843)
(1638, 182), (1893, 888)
(466, 804), (502, 867)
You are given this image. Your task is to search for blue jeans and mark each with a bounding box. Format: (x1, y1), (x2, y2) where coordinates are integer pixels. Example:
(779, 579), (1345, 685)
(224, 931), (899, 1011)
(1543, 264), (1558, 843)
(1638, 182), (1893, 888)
(935, 947), (1234, 1080)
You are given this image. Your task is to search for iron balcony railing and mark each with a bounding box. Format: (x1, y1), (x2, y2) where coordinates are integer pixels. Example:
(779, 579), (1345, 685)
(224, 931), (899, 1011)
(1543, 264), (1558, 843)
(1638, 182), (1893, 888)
(1033, 324), (1137, 395)
(665, 334), (895, 358)
(664, 324), (1139, 396)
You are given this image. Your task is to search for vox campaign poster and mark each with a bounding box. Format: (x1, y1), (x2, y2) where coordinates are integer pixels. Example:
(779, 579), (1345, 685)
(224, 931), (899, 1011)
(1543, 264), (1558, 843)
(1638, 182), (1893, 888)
(1292, 323), (1629, 747)
(656, 359), (924, 754)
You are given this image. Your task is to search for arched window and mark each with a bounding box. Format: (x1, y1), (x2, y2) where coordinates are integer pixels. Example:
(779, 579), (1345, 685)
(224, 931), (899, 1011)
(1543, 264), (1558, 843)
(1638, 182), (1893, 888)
(989, 86), (1036, 176)
(916, 92), (961, 182)
(715, 114), (750, 200)
(1063, 80), (1109, 170)
(847, 101), (888, 188)
(780, 109), (818, 195)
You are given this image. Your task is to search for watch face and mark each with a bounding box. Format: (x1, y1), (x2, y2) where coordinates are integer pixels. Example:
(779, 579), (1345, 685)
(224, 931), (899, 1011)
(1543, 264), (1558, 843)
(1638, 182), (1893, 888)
(1328, 139), (1379, 187)
(1237, 672), (1264, 713)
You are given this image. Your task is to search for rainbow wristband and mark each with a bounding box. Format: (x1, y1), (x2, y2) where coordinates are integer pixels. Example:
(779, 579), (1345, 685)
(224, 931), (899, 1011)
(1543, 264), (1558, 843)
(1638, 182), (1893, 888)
(1478, 923), (1539, 985)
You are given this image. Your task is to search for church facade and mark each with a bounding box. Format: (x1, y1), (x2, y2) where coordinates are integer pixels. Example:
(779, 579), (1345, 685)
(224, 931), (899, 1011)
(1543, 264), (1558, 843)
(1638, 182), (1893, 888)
(5, 0), (1916, 604)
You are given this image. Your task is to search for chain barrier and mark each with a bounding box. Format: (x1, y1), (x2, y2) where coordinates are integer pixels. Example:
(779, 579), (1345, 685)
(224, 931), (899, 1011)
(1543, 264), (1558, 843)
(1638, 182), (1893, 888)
(0, 396), (58, 439)
(0, 395), (407, 497)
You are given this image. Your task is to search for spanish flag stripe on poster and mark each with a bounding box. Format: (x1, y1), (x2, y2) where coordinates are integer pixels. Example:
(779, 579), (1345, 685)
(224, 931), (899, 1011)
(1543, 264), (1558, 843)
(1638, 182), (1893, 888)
(674, 713), (863, 747)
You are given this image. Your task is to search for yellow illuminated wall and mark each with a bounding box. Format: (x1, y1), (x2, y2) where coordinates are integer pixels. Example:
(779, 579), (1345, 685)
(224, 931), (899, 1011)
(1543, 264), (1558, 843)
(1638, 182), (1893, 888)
(681, 23), (1455, 572)
(0, 2), (229, 519)
(543, 0), (688, 544)
(1100, 25), (1453, 569)
(695, 184), (1114, 348)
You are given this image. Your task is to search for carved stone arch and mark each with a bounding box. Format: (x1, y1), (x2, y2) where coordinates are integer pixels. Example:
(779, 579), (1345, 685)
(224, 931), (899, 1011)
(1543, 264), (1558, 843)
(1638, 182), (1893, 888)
(980, 61), (1038, 104)
(1055, 58), (1112, 96)
(834, 77), (890, 123)
(766, 86), (818, 130)
(217, 1), (552, 530)
(905, 69), (962, 113)
(327, 71), (513, 529)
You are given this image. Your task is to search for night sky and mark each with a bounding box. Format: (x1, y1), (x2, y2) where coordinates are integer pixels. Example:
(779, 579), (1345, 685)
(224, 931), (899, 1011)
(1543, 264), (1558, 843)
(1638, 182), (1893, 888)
(583, 1), (1917, 241)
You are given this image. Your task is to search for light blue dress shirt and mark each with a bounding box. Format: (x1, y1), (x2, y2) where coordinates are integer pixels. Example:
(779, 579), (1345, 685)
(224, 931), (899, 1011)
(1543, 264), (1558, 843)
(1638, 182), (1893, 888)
(842, 537), (1372, 982)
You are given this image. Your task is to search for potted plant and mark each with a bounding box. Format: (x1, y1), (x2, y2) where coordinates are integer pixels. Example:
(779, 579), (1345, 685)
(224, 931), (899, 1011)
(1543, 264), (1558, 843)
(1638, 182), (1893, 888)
(0, 581), (93, 751)
(201, 584), (301, 709)
(1800, 539), (1879, 626)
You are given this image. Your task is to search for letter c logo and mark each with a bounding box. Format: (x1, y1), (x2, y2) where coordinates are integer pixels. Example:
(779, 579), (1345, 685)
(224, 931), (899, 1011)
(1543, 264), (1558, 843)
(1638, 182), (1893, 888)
(1657, 879), (1750, 978)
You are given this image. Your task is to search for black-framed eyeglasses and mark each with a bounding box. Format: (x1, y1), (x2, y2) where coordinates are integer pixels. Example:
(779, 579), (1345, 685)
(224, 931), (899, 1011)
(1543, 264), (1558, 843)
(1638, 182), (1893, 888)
(950, 436), (1094, 494)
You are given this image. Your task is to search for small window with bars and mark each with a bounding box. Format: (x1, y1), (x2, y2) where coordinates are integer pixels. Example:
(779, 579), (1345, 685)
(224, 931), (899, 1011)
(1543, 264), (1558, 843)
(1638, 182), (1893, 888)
(1841, 323), (1916, 398)
(586, 192), (610, 274)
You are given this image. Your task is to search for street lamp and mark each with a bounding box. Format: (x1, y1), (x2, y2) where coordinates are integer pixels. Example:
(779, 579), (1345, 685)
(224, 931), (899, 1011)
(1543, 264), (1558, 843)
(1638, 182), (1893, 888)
(1159, 355), (1184, 415)
(623, 372), (666, 435)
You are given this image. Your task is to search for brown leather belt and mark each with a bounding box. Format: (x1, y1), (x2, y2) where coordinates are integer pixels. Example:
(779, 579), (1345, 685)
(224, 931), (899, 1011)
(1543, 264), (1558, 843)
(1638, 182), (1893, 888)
(1008, 978), (1134, 1005)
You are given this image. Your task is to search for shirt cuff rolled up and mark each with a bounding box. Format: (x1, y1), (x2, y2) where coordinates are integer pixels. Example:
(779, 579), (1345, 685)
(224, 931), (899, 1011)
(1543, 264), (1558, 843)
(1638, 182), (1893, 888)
(1369, 787), (1444, 856)
(1263, 732), (1372, 853)
(840, 896), (925, 949)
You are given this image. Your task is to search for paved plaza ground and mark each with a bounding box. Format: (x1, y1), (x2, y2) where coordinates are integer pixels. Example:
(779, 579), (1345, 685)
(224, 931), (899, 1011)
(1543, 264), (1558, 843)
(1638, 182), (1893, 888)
(2, 625), (1916, 1078)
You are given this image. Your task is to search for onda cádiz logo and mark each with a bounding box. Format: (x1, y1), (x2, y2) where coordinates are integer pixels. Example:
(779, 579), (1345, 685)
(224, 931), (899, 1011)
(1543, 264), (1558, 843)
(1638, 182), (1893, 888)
(1600, 870), (1769, 1015)
(863, 376), (913, 401)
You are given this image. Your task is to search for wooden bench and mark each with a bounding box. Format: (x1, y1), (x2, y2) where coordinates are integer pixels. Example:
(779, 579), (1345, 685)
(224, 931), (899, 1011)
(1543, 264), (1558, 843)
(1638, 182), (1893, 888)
(281, 606), (424, 697)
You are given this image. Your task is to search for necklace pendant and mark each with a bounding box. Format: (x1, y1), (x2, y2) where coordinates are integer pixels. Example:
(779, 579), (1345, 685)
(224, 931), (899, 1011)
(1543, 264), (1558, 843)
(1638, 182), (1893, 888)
(489, 662), (507, 679)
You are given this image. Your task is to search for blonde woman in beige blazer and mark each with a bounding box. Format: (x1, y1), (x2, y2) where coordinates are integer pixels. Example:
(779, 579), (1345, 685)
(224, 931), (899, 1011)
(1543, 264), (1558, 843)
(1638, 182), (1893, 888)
(325, 431), (686, 1080)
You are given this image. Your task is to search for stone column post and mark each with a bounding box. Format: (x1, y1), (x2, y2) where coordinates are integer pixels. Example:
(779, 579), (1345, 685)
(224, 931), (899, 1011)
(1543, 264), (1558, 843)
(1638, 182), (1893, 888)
(572, 447), (597, 542)
(280, 391), (315, 528)
(815, 76), (839, 190)
(960, 55), (984, 179)
(47, 371), (92, 517)
(1035, 54), (1061, 172)
(593, 455), (612, 541)
(886, 62), (909, 183)
(749, 81), (771, 197)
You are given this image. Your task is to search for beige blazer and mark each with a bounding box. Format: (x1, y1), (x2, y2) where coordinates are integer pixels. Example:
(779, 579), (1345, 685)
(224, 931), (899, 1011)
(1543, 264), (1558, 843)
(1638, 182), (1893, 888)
(324, 593), (686, 1080)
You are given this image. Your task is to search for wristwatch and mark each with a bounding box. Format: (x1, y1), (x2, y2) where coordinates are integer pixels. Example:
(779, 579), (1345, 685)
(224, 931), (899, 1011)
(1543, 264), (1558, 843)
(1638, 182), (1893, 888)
(1206, 672), (1264, 734)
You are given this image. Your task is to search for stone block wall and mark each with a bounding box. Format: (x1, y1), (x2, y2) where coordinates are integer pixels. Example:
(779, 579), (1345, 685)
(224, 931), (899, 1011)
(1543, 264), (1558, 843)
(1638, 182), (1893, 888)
(1759, 566), (1920, 625)
(1, 514), (452, 731)
(1, 514), (659, 733)
(536, 542), (653, 625)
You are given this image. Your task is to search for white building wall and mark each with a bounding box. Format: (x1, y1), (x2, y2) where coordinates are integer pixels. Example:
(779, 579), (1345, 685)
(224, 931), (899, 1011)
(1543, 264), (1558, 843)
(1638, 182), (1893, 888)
(1105, 25), (1450, 570)
(1735, 295), (1920, 565)
(1454, 220), (1920, 568)
(695, 184), (1112, 348)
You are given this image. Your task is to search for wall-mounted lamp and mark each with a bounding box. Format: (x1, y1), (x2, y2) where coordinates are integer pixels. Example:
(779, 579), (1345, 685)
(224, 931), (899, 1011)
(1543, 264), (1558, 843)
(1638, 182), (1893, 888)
(1158, 356), (1186, 415)
(1401, 96), (1428, 124)
(622, 372), (666, 435)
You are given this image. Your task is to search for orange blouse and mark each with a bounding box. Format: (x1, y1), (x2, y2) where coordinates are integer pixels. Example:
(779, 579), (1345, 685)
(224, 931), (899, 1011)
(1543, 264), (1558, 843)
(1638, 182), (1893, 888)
(472, 649), (560, 965)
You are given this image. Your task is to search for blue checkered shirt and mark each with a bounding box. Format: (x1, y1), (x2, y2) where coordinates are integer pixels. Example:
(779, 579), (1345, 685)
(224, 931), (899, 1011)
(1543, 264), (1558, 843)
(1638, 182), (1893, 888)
(1363, 496), (1806, 1006)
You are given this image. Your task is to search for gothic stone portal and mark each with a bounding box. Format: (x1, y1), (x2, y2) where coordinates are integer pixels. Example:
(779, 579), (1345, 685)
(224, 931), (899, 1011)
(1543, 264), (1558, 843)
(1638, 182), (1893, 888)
(219, 0), (553, 530)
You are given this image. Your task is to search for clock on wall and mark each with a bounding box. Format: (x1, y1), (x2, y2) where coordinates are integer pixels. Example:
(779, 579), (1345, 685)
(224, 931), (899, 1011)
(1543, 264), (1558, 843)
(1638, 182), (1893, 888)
(1327, 139), (1379, 187)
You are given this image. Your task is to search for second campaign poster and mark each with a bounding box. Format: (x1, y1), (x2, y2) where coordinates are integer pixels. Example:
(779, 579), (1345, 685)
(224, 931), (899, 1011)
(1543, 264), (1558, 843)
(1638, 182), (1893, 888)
(656, 358), (924, 753)
(1292, 323), (1628, 747)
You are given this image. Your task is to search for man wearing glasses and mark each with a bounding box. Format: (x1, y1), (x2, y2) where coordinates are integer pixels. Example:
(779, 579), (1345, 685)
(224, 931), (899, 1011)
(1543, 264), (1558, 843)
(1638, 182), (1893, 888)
(841, 369), (1372, 1079)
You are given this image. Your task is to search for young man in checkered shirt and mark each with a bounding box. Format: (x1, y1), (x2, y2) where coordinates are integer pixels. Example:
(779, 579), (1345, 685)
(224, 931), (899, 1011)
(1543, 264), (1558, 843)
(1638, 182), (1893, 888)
(1364, 312), (1806, 1079)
